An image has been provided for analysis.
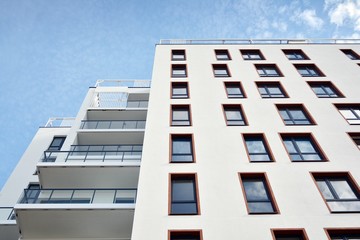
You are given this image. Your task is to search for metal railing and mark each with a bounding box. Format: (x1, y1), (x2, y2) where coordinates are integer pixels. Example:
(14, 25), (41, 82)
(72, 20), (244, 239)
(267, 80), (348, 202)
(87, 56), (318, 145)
(80, 120), (146, 129)
(19, 188), (137, 204)
(0, 207), (15, 221)
(92, 93), (148, 108)
(159, 38), (360, 45)
(44, 117), (75, 127)
(95, 80), (151, 88)
(42, 147), (142, 163)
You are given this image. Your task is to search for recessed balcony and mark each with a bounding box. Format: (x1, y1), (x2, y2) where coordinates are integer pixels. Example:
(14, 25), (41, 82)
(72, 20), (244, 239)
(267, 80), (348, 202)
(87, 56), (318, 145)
(15, 188), (135, 239)
(80, 120), (146, 130)
(0, 207), (18, 240)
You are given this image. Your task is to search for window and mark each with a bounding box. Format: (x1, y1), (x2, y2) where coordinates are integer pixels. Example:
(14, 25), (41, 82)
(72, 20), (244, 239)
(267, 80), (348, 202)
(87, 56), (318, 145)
(313, 173), (360, 213)
(341, 49), (360, 60)
(213, 64), (230, 77)
(172, 49), (186, 61)
(308, 82), (344, 98)
(171, 105), (191, 126)
(171, 82), (189, 99)
(336, 104), (360, 125)
(243, 134), (273, 162)
(223, 105), (247, 126)
(241, 49), (265, 60)
(282, 49), (309, 60)
(277, 104), (315, 125)
(256, 82), (288, 98)
(172, 64), (187, 78)
(48, 137), (66, 150)
(326, 229), (360, 240)
(255, 64), (283, 77)
(349, 133), (360, 149)
(171, 135), (194, 162)
(239, 173), (279, 214)
(272, 229), (309, 240)
(215, 49), (231, 60)
(169, 231), (202, 240)
(281, 134), (326, 161)
(294, 64), (324, 77)
(224, 82), (245, 98)
(170, 174), (199, 215)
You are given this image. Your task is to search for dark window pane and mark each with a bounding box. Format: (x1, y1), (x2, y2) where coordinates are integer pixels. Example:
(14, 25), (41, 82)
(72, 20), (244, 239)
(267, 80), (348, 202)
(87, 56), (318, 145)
(172, 136), (193, 162)
(171, 177), (198, 214)
(244, 136), (272, 162)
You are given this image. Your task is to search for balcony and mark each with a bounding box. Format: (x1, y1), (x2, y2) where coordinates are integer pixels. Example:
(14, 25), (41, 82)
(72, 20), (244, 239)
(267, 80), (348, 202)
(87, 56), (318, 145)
(80, 120), (146, 130)
(15, 188), (135, 239)
(43, 117), (75, 128)
(0, 208), (18, 240)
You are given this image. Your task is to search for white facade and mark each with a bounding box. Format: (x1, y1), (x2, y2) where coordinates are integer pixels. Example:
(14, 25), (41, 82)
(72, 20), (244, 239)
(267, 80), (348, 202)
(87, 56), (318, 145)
(1, 40), (360, 240)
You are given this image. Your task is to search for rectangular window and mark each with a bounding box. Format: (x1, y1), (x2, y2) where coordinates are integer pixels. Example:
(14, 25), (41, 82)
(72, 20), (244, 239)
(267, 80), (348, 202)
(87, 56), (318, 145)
(349, 133), (360, 149)
(313, 173), (360, 213)
(171, 135), (194, 162)
(243, 134), (273, 162)
(336, 104), (360, 125)
(172, 49), (186, 61)
(341, 49), (360, 60)
(224, 82), (245, 98)
(171, 82), (189, 99)
(170, 174), (199, 215)
(215, 49), (231, 60)
(239, 173), (279, 214)
(213, 64), (230, 77)
(48, 137), (66, 151)
(326, 229), (360, 240)
(294, 64), (324, 77)
(241, 49), (265, 60)
(256, 82), (288, 98)
(172, 64), (187, 78)
(169, 230), (202, 240)
(223, 105), (247, 126)
(281, 134), (326, 161)
(277, 104), (315, 125)
(282, 49), (309, 60)
(308, 82), (344, 98)
(255, 64), (283, 77)
(171, 105), (191, 126)
(272, 229), (309, 240)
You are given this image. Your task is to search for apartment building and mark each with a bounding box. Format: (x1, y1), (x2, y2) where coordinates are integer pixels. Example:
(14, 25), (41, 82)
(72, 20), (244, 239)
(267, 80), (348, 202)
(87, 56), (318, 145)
(0, 39), (360, 240)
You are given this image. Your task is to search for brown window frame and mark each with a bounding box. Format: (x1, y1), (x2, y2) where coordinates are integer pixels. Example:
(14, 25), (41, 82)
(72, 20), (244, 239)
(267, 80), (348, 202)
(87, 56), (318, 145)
(325, 228), (360, 239)
(171, 49), (186, 61)
(222, 104), (248, 126)
(171, 105), (192, 126)
(224, 81), (246, 98)
(255, 64), (284, 77)
(334, 103), (360, 125)
(294, 64), (325, 77)
(280, 133), (327, 162)
(171, 82), (189, 99)
(276, 104), (316, 126)
(215, 49), (231, 60)
(256, 81), (289, 98)
(168, 230), (203, 240)
(169, 173), (200, 215)
(341, 49), (360, 60)
(240, 49), (265, 60)
(242, 133), (274, 162)
(170, 134), (195, 163)
(282, 49), (310, 60)
(348, 132), (360, 149)
(172, 64), (187, 78)
(307, 81), (344, 98)
(239, 172), (280, 214)
(212, 64), (231, 77)
(271, 228), (309, 240)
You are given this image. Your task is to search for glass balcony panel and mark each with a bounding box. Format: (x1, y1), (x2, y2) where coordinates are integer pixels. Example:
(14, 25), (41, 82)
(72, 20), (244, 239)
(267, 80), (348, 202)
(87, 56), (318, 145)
(35, 190), (52, 203)
(92, 190), (116, 203)
(115, 190), (136, 203)
(48, 190), (73, 203)
(72, 190), (93, 203)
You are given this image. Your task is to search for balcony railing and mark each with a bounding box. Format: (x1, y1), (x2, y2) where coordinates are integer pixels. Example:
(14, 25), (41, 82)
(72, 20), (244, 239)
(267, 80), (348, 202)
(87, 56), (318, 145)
(19, 188), (137, 204)
(95, 80), (151, 88)
(44, 117), (75, 128)
(92, 95), (149, 108)
(42, 148), (142, 163)
(0, 207), (15, 221)
(80, 120), (146, 129)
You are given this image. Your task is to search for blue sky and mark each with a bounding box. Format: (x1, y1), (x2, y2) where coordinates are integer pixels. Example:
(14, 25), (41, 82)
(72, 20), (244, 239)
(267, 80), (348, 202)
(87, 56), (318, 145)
(0, 0), (359, 188)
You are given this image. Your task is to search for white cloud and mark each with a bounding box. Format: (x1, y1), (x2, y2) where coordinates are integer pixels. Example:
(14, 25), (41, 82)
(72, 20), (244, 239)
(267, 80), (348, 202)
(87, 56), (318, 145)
(327, 0), (360, 30)
(296, 9), (324, 30)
